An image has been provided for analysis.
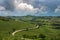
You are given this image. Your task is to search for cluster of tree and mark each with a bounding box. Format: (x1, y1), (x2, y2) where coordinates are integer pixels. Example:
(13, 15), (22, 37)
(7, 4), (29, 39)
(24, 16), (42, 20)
(0, 16), (13, 21)
(52, 23), (60, 26)
(51, 23), (60, 29)
(22, 34), (46, 40)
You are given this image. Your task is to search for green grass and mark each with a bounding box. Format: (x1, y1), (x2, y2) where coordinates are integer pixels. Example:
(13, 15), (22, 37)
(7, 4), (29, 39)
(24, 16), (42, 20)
(0, 17), (60, 40)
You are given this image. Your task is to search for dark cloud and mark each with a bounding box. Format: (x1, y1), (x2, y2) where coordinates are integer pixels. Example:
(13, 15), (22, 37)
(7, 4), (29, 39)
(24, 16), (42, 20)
(0, 0), (60, 11)
(4, 0), (14, 11)
(0, 0), (60, 16)
(0, 0), (14, 11)
(20, 0), (60, 10)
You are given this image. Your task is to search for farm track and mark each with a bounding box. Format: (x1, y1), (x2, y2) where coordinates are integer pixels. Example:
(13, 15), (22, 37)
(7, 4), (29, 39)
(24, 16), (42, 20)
(12, 25), (39, 36)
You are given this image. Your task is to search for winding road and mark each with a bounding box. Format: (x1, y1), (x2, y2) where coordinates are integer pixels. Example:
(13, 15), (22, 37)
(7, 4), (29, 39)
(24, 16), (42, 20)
(12, 25), (39, 36)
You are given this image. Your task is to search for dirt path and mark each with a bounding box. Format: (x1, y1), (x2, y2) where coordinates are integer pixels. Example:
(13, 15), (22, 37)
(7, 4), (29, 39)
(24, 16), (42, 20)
(12, 25), (39, 36)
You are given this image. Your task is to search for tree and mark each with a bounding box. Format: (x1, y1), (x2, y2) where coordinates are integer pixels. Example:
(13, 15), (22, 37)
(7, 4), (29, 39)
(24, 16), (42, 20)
(22, 34), (28, 38)
(38, 34), (46, 40)
(32, 35), (37, 39)
(12, 28), (16, 32)
(0, 36), (2, 40)
(25, 28), (29, 31)
(14, 38), (17, 40)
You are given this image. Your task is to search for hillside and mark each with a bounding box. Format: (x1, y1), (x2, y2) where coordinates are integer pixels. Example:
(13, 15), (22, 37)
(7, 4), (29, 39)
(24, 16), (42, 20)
(0, 16), (60, 40)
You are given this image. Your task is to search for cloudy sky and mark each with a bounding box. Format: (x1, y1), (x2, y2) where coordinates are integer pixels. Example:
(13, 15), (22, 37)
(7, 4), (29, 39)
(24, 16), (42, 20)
(0, 0), (60, 16)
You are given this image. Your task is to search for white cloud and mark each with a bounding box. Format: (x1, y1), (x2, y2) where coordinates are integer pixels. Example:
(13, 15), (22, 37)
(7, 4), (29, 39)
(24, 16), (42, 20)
(16, 3), (38, 12)
(14, 0), (38, 13)
(0, 6), (5, 11)
(14, 0), (49, 14)
(55, 6), (60, 13)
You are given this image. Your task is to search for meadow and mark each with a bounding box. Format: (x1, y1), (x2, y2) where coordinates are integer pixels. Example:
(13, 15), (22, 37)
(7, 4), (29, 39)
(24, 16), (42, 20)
(0, 16), (60, 40)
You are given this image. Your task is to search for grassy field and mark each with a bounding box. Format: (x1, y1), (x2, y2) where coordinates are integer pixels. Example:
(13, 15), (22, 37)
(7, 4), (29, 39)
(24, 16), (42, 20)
(0, 16), (60, 40)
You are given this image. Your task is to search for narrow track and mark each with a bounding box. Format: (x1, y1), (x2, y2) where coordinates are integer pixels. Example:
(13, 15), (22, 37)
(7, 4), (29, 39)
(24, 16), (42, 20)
(12, 25), (39, 36)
